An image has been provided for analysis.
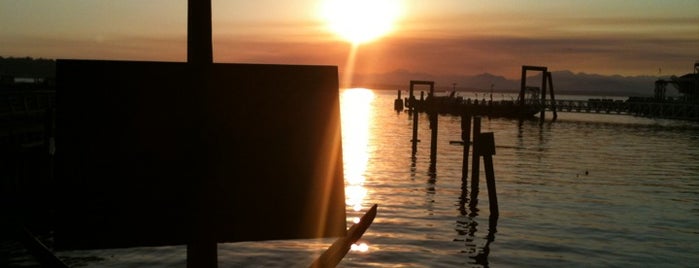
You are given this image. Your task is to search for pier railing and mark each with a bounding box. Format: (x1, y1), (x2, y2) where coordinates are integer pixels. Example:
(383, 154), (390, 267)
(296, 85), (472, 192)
(400, 95), (699, 121)
(543, 99), (699, 120)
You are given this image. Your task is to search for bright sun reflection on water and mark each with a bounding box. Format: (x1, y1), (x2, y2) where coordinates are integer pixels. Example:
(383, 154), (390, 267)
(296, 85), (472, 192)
(340, 88), (374, 213)
(350, 242), (370, 253)
(341, 88), (375, 254)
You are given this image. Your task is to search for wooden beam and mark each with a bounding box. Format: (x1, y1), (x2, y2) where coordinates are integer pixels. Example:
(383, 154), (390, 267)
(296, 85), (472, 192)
(310, 204), (378, 268)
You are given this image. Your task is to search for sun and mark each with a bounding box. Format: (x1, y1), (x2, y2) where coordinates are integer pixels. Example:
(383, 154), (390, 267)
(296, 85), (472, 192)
(320, 0), (403, 45)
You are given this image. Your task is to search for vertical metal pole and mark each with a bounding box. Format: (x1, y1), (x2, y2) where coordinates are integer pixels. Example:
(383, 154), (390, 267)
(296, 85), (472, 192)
(187, 0), (213, 64)
(187, 1), (216, 267)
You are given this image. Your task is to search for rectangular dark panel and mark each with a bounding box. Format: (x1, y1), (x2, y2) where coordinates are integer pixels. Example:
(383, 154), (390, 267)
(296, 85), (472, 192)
(54, 60), (346, 249)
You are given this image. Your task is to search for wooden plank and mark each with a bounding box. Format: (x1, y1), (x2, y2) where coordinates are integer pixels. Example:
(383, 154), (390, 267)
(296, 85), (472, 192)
(310, 204), (377, 268)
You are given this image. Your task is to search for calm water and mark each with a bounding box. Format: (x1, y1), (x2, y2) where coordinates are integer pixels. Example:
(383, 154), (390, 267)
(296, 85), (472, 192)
(49, 89), (699, 267)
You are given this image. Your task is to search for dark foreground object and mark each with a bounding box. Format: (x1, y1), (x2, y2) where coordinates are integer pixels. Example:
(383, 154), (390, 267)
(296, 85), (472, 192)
(55, 60), (346, 249)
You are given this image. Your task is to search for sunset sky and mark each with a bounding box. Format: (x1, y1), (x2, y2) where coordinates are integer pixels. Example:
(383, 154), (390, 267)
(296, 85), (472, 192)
(1, 0), (698, 80)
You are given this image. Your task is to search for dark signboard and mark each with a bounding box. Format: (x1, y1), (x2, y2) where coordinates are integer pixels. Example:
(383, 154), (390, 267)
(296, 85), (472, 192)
(54, 60), (346, 249)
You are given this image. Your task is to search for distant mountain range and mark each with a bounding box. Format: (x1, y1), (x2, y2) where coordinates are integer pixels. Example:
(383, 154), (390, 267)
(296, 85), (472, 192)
(352, 69), (668, 97)
(0, 56), (678, 97)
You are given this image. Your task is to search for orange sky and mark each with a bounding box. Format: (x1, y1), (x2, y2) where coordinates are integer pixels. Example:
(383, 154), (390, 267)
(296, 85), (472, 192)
(1, 0), (698, 80)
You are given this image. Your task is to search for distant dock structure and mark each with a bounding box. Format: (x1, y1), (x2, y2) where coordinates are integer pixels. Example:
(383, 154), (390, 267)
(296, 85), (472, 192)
(399, 66), (555, 119)
(542, 98), (699, 120)
(395, 63), (699, 122)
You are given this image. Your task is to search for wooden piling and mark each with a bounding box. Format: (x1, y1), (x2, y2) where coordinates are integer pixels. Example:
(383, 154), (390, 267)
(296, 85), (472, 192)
(394, 90), (404, 111)
(460, 113), (471, 181)
(469, 116), (481, 206)
(540, 70), (548, 121)
(411, 105), (419, 156)
(518, 67), (527, 106)
(478, 132), (498, 219)
(429, 97), (438, 172)
(546, 72), (558, 120)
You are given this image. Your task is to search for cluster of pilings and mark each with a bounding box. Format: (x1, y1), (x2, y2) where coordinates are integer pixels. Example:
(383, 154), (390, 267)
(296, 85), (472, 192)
(409, 96), (500, 220)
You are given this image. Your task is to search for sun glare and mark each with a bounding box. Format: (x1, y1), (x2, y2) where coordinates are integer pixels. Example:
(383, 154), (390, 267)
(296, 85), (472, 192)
(320, 0), (403, 45)
(340, 88), (374, 212)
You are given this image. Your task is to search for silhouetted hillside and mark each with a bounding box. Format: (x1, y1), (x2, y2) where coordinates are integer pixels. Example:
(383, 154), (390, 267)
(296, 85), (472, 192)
(0, 56), (668, 97)
(534, 71), (660, 97)
(0, 57), (56, 78)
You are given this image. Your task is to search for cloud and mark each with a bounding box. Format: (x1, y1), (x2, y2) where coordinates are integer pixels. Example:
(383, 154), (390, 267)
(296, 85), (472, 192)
(3, 24), (696, 81)
(352, 34), (699, 78)
(211, 31), (698, 81)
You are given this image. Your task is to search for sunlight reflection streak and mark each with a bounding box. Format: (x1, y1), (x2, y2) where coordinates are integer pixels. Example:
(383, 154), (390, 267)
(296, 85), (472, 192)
(340, 89), (374, 215)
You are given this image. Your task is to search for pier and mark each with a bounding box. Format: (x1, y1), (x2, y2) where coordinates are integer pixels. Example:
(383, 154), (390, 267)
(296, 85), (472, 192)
(543, 99), (699, 120)
(397, 95), (699, 121)
(395, 63), (699, 122)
